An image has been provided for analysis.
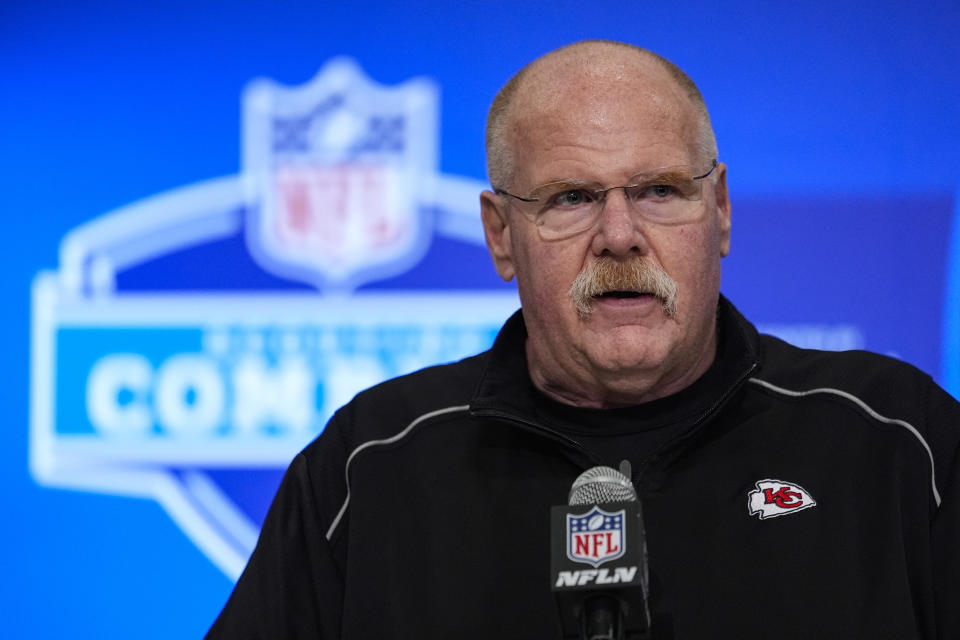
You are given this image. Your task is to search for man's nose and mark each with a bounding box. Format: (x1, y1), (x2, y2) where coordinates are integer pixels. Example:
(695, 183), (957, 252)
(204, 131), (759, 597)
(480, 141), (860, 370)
(591, 188), (648, 256)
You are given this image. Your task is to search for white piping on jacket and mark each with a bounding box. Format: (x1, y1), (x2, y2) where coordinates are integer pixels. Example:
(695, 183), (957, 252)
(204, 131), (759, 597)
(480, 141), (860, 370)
(325, 404), (471, 541)
(748, 377), (941, 507)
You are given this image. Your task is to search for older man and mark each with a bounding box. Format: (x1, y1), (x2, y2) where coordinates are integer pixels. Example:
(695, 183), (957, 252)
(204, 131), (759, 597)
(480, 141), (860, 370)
(208, 41), (960, 639)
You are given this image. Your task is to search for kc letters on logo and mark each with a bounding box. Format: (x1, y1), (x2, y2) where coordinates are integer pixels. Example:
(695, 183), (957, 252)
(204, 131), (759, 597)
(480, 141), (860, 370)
(748, 479), (817, 520)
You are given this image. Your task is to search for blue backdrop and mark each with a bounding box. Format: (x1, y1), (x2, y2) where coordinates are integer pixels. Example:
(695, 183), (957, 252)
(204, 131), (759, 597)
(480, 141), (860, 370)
(2, 2), (959, 638)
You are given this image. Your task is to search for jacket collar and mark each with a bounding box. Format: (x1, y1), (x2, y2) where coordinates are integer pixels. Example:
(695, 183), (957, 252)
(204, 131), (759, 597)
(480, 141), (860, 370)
(470, 295), (761, 435)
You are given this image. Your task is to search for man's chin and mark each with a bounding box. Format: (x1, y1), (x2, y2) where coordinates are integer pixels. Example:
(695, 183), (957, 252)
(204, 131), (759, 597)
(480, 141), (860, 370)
(583, 323), (674, 366)
(585, 307), (677, 353)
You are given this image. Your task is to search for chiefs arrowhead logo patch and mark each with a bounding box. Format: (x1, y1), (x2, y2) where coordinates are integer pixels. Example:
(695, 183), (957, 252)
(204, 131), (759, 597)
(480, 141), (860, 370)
(748, 479), (816, 520)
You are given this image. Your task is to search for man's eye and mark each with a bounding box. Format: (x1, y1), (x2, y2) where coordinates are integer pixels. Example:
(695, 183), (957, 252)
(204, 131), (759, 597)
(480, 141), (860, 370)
(646, 184), (676, 199)
(551, 189), (592, 207)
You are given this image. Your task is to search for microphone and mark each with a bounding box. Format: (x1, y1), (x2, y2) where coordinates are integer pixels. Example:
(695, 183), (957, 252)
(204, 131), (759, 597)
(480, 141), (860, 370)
(551, 466), (650, 640)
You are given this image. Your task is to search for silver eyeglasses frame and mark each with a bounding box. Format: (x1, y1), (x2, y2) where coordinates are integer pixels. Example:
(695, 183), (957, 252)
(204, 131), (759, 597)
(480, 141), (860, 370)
(491, 159), (719, 240)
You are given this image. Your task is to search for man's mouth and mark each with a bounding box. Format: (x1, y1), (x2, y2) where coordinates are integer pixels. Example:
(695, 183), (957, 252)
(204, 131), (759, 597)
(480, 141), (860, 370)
(596, 290), (650, 299)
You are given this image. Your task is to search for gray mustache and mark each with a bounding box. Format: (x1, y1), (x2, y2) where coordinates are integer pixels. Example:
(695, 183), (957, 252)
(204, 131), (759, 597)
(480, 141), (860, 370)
(569, 257), (678, 318)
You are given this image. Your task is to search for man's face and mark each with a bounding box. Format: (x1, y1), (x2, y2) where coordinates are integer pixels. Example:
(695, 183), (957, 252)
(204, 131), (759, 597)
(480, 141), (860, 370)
(481, 61), (731, 407)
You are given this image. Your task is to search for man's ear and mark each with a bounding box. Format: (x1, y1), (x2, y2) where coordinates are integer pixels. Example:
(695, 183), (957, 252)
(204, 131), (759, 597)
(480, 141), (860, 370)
(713, 163), (732, 257)
(480, 190), (516, 281)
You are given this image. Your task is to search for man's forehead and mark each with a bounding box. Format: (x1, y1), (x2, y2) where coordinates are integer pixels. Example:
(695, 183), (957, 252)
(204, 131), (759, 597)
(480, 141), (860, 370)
(504, 53), (700, 175)
(508, 47), (696, 141)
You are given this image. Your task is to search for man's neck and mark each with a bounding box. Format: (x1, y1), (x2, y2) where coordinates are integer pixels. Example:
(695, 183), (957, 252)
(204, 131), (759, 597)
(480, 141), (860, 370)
(525, 325), (719, 409)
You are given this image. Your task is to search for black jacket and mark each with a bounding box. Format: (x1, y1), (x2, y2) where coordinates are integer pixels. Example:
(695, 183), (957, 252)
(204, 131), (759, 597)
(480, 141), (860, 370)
(208, 298), (960, 639)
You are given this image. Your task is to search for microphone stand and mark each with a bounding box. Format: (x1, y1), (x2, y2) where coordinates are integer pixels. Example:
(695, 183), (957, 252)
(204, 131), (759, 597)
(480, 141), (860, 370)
(581, 593), (625, 640)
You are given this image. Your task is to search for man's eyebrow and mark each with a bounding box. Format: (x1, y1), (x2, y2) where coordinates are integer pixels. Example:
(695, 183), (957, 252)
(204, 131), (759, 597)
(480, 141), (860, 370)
(535, 177), (608, 189)
(633, 167), (690, 179)
(537, 168), (696, 190)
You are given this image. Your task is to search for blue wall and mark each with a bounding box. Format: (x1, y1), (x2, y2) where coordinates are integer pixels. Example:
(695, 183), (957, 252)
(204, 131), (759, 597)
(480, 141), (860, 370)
(2, 2), (958, 637)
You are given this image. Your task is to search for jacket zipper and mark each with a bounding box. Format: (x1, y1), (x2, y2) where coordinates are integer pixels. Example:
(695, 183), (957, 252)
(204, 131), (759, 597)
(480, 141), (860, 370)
(473, 359), (759, 490)
(634, 360), (759, 485)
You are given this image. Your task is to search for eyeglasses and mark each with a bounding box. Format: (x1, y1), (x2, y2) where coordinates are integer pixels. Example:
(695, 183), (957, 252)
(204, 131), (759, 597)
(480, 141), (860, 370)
(494, 159), (718, 240)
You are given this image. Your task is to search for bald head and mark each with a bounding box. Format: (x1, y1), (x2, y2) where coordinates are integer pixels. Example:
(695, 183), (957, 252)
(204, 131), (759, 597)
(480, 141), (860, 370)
(485, 40), (718, 189)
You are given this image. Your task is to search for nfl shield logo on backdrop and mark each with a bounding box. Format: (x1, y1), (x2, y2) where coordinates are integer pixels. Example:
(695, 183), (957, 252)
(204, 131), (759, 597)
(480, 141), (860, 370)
(567, 506), (627, 567)
(29, 56), (518, 583)
(242, 57), (438, 291)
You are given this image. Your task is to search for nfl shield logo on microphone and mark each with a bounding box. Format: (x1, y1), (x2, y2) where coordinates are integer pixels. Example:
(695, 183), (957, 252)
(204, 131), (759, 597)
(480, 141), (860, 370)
(566, 506), (627, 567)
